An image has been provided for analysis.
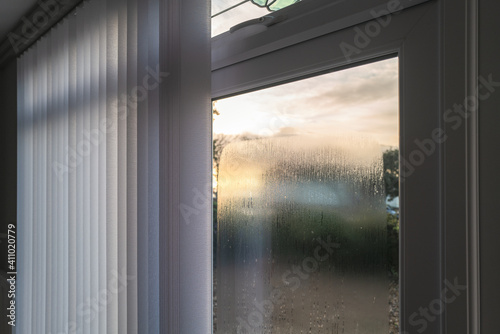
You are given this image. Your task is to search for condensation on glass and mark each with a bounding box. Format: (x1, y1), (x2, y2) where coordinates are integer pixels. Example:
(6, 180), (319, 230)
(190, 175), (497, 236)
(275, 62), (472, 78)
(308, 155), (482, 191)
(213, 58), (399, 333)
(216, 135), (388, 333)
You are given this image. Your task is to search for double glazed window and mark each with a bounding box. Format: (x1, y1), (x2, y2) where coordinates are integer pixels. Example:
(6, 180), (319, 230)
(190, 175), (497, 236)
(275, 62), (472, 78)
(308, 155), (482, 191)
(211, 0), (448, 333)
(213, 59), (399, 333)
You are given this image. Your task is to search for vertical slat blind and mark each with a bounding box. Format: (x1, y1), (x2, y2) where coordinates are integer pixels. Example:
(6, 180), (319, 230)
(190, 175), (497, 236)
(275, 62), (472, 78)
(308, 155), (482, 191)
(17, 0), (161, 332)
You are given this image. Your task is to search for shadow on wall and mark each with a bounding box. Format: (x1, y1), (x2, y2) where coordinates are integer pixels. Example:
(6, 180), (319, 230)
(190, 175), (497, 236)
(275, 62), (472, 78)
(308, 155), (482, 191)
(0, 59), (17, 334)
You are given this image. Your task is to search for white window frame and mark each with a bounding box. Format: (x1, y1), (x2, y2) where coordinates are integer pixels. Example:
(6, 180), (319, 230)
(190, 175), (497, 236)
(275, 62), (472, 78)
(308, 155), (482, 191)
(209, 0), (479, 333)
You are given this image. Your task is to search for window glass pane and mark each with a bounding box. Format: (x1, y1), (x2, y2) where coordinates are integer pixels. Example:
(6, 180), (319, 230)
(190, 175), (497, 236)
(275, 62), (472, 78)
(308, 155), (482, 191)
(212, 0), (301, 37)
(213, 58), (399, 333)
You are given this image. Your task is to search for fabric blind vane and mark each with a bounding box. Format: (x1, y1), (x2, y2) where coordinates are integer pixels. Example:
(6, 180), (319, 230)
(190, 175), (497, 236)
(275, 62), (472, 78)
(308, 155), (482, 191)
(17, 0), (161, 332)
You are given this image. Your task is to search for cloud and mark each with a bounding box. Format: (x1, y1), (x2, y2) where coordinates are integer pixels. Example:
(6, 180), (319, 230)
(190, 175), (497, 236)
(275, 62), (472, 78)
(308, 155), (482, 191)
(273, 127), (301, 137)
(313, 75), (397, 108)
(214, 58), (399, 146)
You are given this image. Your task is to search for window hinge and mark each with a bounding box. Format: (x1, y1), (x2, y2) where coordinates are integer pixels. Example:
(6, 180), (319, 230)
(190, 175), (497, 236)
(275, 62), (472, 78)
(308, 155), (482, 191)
(229, 15), (288, 34)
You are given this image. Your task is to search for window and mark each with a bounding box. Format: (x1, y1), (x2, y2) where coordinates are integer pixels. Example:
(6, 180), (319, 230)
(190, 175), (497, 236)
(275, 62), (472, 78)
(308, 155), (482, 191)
(212, 0), (301, 37)
(213, 59), (399, 332)
(210, 0), (469, 333)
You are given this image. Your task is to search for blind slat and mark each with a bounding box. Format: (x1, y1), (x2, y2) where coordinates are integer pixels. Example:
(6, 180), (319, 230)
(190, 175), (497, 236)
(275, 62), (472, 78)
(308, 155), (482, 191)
(17, 0), (160, 330)
(17, 0), (212, 332)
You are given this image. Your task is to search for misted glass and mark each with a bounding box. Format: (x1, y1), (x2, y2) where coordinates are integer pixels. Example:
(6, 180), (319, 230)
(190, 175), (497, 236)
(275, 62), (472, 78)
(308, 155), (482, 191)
(213, 58), (399, 334)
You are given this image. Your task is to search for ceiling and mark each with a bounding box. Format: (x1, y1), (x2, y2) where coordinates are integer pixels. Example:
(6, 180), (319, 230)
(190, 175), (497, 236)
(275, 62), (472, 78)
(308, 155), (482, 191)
(0, 0), (38, 40)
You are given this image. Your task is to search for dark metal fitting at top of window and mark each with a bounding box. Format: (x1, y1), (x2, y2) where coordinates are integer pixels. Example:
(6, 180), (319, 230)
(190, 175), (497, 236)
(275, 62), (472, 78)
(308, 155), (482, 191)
(229, 15), (287, 34)
(252, 0), (302, 11)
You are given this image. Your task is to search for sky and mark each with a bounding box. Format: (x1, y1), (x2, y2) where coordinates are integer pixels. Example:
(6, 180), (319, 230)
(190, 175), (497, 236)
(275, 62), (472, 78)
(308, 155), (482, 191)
(213, 57), (399, 148)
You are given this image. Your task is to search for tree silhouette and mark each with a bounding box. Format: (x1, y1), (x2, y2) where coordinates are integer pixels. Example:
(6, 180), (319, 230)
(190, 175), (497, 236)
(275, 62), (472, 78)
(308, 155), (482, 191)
(383, 148), (399, 201)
